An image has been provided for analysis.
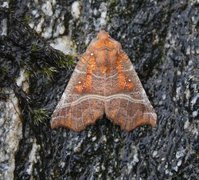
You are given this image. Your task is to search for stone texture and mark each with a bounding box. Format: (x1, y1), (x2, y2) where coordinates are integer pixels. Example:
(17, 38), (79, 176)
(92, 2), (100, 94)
(0, 89), (22, 180)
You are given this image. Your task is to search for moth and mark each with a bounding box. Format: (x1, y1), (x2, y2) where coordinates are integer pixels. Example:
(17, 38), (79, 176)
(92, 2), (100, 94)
(51, 31), (157, 131)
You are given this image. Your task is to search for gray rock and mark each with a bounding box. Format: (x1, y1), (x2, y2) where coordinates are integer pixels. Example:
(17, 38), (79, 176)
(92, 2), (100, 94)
(0, 89), (22, 180)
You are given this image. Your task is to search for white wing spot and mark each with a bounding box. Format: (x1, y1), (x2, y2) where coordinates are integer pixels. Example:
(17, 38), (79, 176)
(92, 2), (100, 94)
(90, 53), (94, 56)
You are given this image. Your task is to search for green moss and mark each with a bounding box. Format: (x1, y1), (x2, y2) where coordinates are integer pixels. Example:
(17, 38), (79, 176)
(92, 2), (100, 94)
(66, 55), (76, 67)
(0, 66), (8, 76)
(32, 108), (49, 125)
(41, 67), (58, 80)
(55, 54), (75, 69)
(31, 43), (40, 52)
(109, 0), (117, 7)
(23, 15), (31, 24)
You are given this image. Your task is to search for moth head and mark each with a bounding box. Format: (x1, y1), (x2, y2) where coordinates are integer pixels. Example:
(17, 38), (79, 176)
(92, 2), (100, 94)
(97, 30), (110, 40)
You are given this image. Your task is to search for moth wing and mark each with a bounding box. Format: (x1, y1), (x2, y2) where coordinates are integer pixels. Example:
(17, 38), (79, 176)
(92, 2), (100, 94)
(105, 52), (157, 131)
(51, 53), (104, 131)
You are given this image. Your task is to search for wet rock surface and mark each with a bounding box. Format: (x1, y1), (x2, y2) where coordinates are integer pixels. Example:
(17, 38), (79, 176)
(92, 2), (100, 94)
(0, 0), (198, 179)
